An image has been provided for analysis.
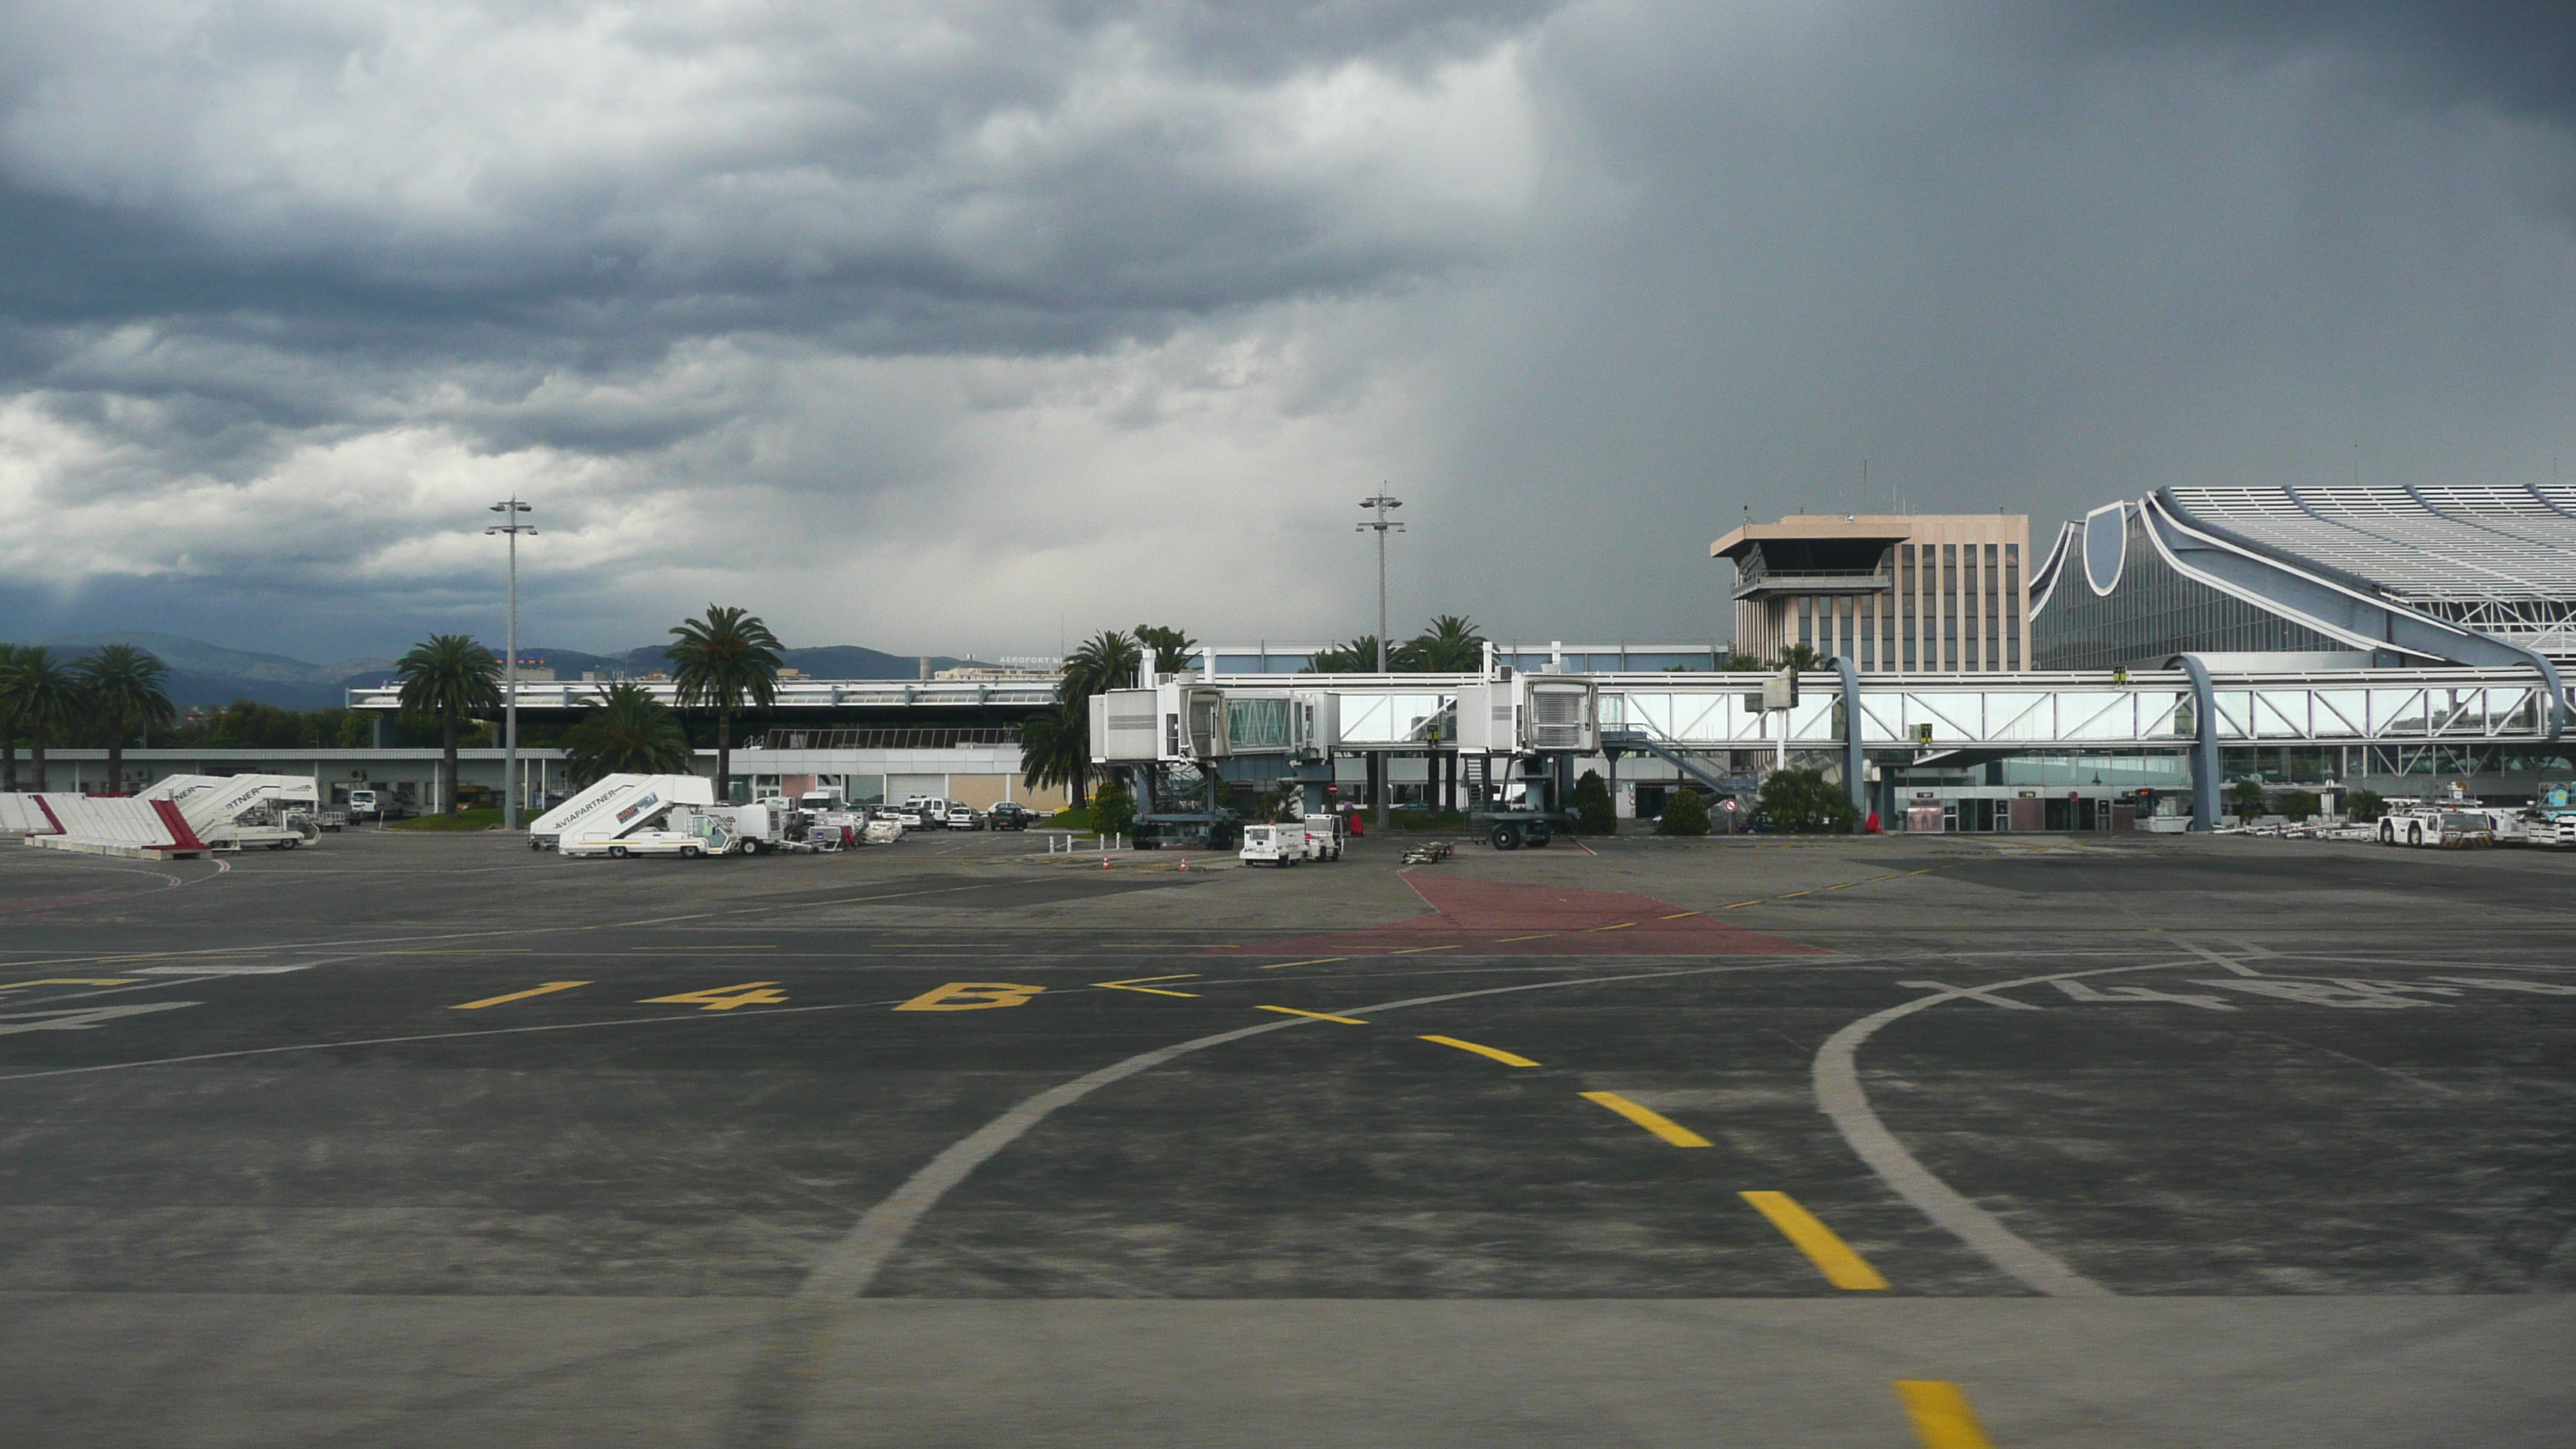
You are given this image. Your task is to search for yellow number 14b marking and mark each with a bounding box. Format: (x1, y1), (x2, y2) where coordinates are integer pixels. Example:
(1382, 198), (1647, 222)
(641, 981), (789, 1011)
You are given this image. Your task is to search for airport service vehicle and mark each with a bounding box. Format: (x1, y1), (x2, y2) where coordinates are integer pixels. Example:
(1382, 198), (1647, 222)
(2531, 782), (2576, 848)
(143, 773), (322, 851)
(1301, 813), (1346, 862)
(902, 796), (952, 828)
(1238, 822), (1306, 865)
(1400, 841), (1454, 865)
(560, 814), (731, 860)
(529, 774), (714, 851)
(2378, 800), (2496, 848)
(347, 789), (380, 820)
(701, 802), (793, 855)
(986, 802), (1036, 831)
(944, 804), (983, 831)
(860, 817), (907, 844)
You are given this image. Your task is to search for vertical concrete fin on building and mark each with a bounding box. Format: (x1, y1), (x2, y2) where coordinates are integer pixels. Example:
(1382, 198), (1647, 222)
(2175, 654), (2220, 831)
(1835, 655), (1865, 814)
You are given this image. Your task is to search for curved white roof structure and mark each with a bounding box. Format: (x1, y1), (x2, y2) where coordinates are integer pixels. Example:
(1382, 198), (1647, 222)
(2033, 485), (2576, 671)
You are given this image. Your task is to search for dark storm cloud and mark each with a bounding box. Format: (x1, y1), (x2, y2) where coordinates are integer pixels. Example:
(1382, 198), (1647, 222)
(2017, 3), (2576, 125)
(3, 2), (2572, 659)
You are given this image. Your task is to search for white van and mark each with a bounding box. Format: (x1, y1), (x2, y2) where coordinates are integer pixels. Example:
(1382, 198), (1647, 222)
(1239, 822), (1306, 866)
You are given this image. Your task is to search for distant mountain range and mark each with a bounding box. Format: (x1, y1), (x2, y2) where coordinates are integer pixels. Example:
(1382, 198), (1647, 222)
(22, 632), (991, 711)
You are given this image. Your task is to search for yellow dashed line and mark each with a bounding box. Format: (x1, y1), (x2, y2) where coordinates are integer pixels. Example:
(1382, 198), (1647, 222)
(1578, 1091), (1712, 1147)
(1260, 957), (1346, 970)
(1588, 921), (1637, 933)
(1658, 911), (1702, 920)
(1739, 1191), (1890, 1290)
(1390, 944), (1461, 954)
(1894, 1382), (1995, 1449)
(1255, 1005), (1369, 1025)
(1420, 1035), (1540, 1067)
(1495, 933), (1555, 942)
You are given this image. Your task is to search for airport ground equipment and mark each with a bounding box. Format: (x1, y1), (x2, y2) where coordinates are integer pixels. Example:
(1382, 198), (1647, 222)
(560, 813), (731, 859)
(142, 774), (322, 851)
(1301, 813), (1346, 861)
(1238, 823), (1306, 865)
(10, 792), (213, 858)
(528, 774), (714, 851)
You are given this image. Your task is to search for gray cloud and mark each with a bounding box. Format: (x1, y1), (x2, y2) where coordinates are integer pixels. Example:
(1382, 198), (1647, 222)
(4, 2), (2572, 661)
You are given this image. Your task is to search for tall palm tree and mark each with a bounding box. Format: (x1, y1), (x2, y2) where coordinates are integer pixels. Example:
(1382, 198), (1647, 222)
(1403, 614), (1486, 672)
(395, 634), (502, 817)
(560, 683), (690, 785)
(1016, 702), (1090, 807)
(74, 644), (176, 794)
(4, 647), (84, 793)
(1059, 630), (1142, 701)
(1774, 643), (1823, 672)
(0, 643), (22, 793)
(1132, 625), (1197, 676)
(1048, 630), (1141, 802)
(666, 605), (783, 801)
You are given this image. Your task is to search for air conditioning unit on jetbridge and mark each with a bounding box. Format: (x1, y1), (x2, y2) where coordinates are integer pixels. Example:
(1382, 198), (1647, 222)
(1455, 675), (1598, 754)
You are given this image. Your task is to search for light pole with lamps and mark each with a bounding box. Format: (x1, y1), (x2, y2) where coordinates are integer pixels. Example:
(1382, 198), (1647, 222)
(1357, 489), (1403, 824)
(486, 498), (536, 828)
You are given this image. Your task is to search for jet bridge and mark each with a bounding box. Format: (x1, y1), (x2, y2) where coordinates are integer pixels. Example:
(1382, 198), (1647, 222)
(1091, 661), (2570, 831)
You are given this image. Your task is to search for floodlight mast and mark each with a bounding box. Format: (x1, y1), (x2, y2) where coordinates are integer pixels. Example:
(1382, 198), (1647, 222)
(485, 498), (536, 829)
(1357, 490), (1403, 673)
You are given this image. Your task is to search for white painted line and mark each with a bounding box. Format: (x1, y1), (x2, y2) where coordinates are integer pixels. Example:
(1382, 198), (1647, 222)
(1804, 968), (2232, 1300)
(0, 1002), (202, 1036)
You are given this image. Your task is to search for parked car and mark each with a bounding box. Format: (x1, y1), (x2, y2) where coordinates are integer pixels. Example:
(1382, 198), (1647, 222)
(944, 804), (984, 831)
(880, 805), (927, 829)
(986, 801), (1036, 831)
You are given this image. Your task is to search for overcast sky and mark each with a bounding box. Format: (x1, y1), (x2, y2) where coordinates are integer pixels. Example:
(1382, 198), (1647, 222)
(3, 2), (2571, 663)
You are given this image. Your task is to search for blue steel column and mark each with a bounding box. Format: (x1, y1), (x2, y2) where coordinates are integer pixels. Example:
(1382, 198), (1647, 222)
(2177, 655), (2219, 831)
(1835, 656), (1866, 814)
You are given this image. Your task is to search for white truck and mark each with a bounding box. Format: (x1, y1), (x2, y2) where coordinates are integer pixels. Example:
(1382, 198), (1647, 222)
(1238, 822), (1307, 866)
(529, 774), (715, 852)
(1301, 813), (1346, 862)
(560, 808), (733, 860)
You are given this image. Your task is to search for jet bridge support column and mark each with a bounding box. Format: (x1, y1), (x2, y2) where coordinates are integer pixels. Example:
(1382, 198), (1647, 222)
(2177, 654), (2220, 832)
(1834, 656), (1866, 815)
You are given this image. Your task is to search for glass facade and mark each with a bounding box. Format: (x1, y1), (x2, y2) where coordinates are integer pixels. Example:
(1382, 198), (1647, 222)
(2033, 511), (2341, 670)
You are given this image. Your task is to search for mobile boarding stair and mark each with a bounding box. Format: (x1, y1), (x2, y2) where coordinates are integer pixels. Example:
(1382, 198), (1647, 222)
(527, 774), (715, 851)
(11, 773), (320, 859)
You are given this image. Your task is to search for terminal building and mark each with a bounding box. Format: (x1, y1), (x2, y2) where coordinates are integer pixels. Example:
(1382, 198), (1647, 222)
(1709, 513), (2031, 671)
(2029, 485), (2576, 672)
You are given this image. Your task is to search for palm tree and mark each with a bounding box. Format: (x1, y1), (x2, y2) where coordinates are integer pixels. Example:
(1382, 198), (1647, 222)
(0, 643), (22, 793)
(1132, 625), (1197, 676)
(1403, 614), (1485, 672)
(1016, 702), (1090, 807)
(395, 634), (502, 817)
(560, 683), (690, 785)
(666, 605), (783, 801)
(3, 647), (84, 793)
(1774, 643), (1824, 672)
(74, 644), (176, 794)
(1304, 635), (1385, 673)
(1059, 630), (1142, 701)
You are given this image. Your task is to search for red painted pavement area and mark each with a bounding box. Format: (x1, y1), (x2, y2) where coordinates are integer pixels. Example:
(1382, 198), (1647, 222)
(1215, 873), (1817, 957)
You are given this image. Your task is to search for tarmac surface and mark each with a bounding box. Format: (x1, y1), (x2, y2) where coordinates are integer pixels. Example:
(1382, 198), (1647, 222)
(1, 821), (2570, 1447)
